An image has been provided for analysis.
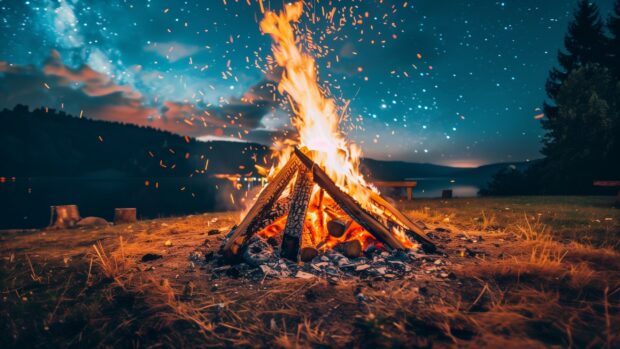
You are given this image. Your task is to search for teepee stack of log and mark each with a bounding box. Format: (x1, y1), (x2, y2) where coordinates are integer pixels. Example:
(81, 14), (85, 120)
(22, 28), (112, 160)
(221, 147), (436, 262)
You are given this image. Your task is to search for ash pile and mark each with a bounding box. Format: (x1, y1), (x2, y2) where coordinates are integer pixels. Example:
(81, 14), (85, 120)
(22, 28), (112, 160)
(191, 233), (452, 282)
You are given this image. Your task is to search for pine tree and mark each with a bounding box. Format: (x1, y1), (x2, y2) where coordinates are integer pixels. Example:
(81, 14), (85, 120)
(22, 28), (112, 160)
(608, 0), (620, 76)
(542, 0), (607, 160)
(545, 0), (607, 99)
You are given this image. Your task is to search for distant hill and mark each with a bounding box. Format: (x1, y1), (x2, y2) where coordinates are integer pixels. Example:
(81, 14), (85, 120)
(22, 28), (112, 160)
(0, 105), (533, 185)
(0, 105), (272, 178)
(361, 158), (534, 186)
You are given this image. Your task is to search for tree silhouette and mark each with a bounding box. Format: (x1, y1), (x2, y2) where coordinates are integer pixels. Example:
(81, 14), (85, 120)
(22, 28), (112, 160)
(484, 1), (619, 195)
(608, 0), (620, 77)
(544, 0), (607, 119)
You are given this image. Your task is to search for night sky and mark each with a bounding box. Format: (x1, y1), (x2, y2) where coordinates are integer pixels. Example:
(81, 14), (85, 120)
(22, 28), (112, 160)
(0, 0), (615, 166)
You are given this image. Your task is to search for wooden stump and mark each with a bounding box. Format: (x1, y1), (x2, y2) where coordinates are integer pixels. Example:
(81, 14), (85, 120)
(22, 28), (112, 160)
(114, 208), (137, 224)
(49, 205), (81, 229)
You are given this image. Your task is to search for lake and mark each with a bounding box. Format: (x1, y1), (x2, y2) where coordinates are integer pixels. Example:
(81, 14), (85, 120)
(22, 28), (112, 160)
(0, 176), (481, 229)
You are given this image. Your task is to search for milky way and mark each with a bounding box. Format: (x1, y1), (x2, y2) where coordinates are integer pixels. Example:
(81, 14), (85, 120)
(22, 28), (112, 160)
(0, 0), (615, 166)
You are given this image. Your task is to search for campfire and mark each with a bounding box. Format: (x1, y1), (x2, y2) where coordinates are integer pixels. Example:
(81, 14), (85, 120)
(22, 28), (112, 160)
(221, 3), (435, 264)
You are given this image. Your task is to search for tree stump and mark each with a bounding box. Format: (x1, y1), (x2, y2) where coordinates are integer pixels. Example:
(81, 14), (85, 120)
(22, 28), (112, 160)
(114, 208), (137, 224)
(49, 205), (81, 229)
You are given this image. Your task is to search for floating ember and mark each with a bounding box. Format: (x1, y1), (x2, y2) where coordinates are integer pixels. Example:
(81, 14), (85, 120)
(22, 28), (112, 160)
(220, 3), (435, 263)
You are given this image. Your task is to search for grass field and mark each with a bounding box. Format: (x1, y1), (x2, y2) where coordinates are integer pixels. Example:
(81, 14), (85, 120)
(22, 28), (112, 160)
(1, 196), (619, 348)
(403, 196), (620, 247)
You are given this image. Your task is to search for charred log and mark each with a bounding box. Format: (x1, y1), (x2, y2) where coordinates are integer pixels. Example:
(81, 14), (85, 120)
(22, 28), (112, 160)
(369, 192), (437, 253)
(221, 156), (300, 258)
(280, 167), (315, 261)
(242, 236), (275, 267)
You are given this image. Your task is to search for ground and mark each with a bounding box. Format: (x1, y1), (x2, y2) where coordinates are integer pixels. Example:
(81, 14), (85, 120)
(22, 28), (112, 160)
(1, 196), (619, 348)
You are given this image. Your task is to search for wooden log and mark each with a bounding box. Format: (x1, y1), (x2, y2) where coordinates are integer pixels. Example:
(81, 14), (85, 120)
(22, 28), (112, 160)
(369, 192), (437, 253)
(49, 205), (81, 229)
(221, 155), (300, 258)
(327, 218), (352, 238)
(294, 147), (406, 250)
(280, 167), (315, 261)
(316, 189), (325, 232)
(114, 208), (137, 224)
(299, 228), (319, 262)
(335, 239), (362, 258)
(250, 197), (291, 234)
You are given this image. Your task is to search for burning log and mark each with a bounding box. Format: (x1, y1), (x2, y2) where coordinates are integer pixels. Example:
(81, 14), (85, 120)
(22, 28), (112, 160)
(327, 218), (352, 238)
(49, 205), (81, 229)
(114, 208), (137, 224)
(221, 156), (300, 258)
(294, 147), (407, 251)
(299, 227), (319, 262)
(369, 192), (437, 253)
(252, 198), (291, 234)
(335, 239), (362, 258)
(280, 167), (315, 261)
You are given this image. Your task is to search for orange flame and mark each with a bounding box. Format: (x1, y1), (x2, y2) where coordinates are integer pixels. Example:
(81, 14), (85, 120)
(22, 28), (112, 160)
(256, 2), (416, 251)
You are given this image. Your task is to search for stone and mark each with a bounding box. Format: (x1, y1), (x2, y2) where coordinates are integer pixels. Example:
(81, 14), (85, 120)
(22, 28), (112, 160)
(76, 217), (109, 227)
(295, 271), (315, 279)
(259, 265), (277, 277)
(141, 253), (163, 262)
(355, 264), (370, 271)
(374, 267), (387, 275)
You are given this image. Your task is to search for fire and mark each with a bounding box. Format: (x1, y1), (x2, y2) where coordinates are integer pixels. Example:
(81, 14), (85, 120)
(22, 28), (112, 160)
(254, 2), (416, 251)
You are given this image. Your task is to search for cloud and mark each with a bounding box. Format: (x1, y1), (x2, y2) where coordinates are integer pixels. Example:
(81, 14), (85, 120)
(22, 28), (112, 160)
(50, 0), (83, 48)
(0, 52), (286, 144)
(144, 41), (202, 63)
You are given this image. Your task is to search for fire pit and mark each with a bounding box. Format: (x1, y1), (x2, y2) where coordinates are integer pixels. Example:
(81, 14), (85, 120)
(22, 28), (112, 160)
(218, 3), (436, 269)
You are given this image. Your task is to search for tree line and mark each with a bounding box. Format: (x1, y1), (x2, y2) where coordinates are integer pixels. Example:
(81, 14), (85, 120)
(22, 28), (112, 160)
(484, 0), (620, 195)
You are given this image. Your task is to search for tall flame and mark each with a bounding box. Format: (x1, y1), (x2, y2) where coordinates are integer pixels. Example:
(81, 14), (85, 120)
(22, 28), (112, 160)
(258, 2), (416, 250)
(260, 2), (373, 204)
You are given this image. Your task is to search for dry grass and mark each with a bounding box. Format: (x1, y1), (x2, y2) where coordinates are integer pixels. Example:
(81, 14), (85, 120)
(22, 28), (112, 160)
(1, 198), (620, 348)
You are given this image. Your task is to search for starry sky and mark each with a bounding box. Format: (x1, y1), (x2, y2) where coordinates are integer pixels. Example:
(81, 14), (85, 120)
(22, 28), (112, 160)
(0, 0), (615, 167)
